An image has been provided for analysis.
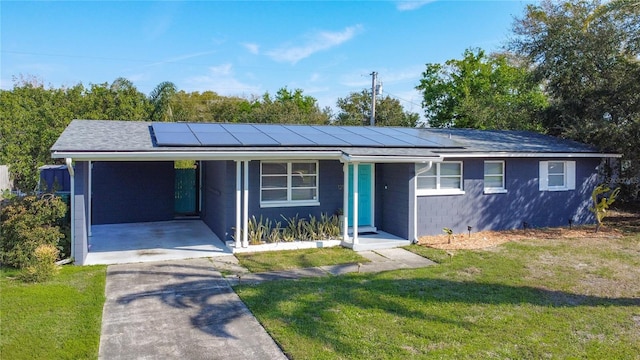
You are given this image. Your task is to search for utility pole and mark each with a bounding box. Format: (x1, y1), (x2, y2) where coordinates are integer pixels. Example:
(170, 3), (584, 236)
(370, 71), (377, 126)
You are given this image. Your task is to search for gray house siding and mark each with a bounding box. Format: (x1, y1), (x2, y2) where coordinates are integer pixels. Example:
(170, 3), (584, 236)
(376, 163), (412, 239)
(246, 159), (344, 228)
(92, 161), (175, 224)
(416, 158), (600, 236)
(201, 160), (236, 242)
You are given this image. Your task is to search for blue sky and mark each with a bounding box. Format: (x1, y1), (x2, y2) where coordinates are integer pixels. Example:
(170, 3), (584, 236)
(1, 1), (532, 114)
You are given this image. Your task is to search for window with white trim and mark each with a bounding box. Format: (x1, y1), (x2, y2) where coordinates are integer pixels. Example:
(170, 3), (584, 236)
(484, 161), (506, 193)
(416, 162), (464, 195)
(260, 161), (319, 207)
(539, 161), (576, 191)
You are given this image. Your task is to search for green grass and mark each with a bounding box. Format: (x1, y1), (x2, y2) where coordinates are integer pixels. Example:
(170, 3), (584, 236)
(236, 235), (640, 359)
(235, 247), (370, 273)
(0, 265), (107, 360)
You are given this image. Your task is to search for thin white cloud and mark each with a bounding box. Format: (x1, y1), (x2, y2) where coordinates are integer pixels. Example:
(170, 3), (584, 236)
(396, 1), (437, 11)
(266, 25), (363, 64)
(242, 43), (260, 55)
(184, 63), (261, 96)
(145, 50), (217, 67)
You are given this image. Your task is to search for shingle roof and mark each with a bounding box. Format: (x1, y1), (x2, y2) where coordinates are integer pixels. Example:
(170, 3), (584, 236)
(51, 119), (605, 157)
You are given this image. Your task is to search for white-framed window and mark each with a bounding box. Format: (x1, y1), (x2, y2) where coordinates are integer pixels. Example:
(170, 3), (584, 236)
(260, 161), (319, 207)
(484, 161), (506, 193)
(416, 162), (464, 196)
(539, 161), (576, 191)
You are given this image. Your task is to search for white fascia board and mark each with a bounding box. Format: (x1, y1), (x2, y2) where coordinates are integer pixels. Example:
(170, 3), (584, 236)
(435, 152), (621, 159)
(51, 150), (344, 161)
(340, 154), (443, 163)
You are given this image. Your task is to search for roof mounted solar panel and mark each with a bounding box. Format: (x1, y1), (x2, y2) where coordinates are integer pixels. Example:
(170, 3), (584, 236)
(154, 131), (201, 146)
(390, 127), (463, 147)
(220, 123), (263, 133)
(248, 124), (317, 145)
(188, 123), (226, 133)
(195, 132), (242, 146)
(152, 122), (191, 133)
(283, 125), (350, 145)
(310, 126), (383, 146)
(232, 132), (280, 146)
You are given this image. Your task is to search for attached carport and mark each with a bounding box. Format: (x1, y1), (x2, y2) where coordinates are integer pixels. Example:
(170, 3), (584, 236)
(84, 220), (232, 265)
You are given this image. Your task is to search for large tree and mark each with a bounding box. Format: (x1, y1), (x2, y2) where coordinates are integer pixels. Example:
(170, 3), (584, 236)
(0, 78), (82, 191)
(509, 0), (640, 199)
(81, 78), (150, 120)
(415, 48), (548, 130)
(252, 87), (331, 124)
(335, 90), (419, 127)
(149, 81), (177, 122)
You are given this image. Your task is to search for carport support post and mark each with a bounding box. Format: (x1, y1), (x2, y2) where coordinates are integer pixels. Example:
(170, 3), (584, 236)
(353, 162), (359, 246)
(235, 161), (242, 249)
(66, 158), (75, 261)
(342, 162), (349, 243)
(242, 160), (249, 248)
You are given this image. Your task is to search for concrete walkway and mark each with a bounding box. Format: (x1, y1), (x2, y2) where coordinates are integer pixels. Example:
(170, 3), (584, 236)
(99, 258), (287, 360)
(224, 247), (437, 284)
(99, 248), (435, 359)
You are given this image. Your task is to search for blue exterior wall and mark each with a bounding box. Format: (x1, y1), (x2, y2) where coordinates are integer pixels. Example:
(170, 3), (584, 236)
(416, 158), (600, 236)
(40, 166), (71, 192)
(92, 161), (175, 224)
(201, 160), (236, 242)
(376, 163), (412, 239)
(247, 159), (344, 229)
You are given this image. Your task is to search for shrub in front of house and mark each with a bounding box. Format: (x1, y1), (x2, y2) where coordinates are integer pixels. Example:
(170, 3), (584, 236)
(240, 213), (340, 245)
(0, 194), (67, 280)
(18, 243), (60, 282)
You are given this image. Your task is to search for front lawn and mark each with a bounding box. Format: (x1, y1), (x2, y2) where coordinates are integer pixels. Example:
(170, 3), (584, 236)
(235, 247), (369, 273)
(0, 265), (107, 360)
(236, 234), (640, 359)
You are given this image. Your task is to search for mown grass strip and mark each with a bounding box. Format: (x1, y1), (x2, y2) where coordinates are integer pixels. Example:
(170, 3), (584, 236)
(235, 246), (370, 273)
(0, 265), (107, 360)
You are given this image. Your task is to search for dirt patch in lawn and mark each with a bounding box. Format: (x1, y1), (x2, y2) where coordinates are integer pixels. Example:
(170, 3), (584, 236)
(417, 208), (639, 250)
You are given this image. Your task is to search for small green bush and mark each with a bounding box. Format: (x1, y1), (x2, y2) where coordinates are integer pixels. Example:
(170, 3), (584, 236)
(0, 194), (67, 268)
(235, 213), (340, 244)
(18, 244), (60, 282)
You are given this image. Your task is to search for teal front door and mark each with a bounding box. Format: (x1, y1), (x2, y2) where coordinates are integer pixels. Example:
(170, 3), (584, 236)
(348, 163), (373, 227)
(175, 168), (197, 215)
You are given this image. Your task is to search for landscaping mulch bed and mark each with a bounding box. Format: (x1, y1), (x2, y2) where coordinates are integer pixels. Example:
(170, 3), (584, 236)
(418, 208), (639, 250)
(418, 227), (622, 250)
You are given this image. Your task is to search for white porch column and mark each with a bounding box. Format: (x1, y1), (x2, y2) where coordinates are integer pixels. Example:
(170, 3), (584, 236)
(66, 158), (75, 261)
(235, 161), (242, 248)
(342, 162), (349, 243)
(352, 162), (359, 245)
(242, 160), (249, 248)
(87, 160), (92, 237)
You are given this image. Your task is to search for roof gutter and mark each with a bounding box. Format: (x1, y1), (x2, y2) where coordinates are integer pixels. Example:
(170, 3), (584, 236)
(435, 152), (621, 158)
(340, 154), (442, 163)
(51, 150), (345, 161)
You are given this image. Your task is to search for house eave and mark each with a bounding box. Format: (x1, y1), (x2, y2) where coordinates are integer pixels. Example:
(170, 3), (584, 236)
(340, 154), (442, 163)
(435, 152), (621, 159)
(51, 150), (345, 161)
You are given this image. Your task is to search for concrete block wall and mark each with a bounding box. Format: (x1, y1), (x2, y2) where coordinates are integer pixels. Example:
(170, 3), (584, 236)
(201, 160), (236, 242)
(377, 163), (412, 239)
(91, 161), (175, 224)
(416, 157), (601, 236)
(73, 194), (88, 265)
(247, 160), (344, 226)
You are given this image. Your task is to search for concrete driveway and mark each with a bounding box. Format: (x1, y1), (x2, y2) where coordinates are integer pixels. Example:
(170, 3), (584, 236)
(99, 258), (286, 360)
